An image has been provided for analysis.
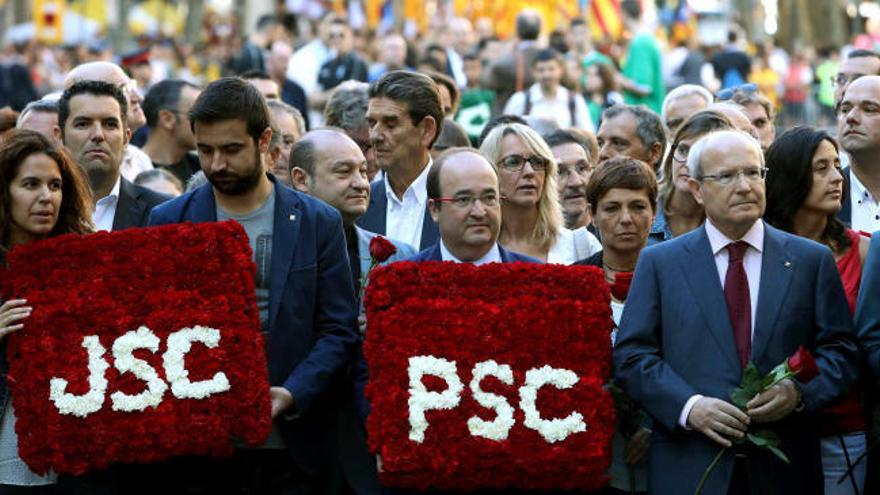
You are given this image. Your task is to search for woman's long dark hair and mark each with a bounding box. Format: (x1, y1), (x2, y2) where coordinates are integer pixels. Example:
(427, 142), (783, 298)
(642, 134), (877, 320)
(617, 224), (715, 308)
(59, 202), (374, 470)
(764, 126), (850, 252)
(0, 130), (94, 260)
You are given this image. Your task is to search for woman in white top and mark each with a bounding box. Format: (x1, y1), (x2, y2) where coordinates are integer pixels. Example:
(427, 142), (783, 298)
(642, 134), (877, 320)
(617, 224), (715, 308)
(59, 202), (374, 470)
(479, 123), (600, 263)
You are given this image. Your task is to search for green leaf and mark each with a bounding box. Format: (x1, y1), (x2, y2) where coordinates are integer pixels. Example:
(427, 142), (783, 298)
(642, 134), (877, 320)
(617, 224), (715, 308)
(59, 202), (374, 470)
(746, 431), (791, 464)
(729, 362), (764, 408)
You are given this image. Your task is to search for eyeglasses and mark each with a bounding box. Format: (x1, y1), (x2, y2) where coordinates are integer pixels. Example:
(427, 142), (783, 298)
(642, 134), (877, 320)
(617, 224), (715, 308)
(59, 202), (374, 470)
(699, 167), (768, 186)
(434, 193), (502, 209)
(672, 144), (691, 164)
(831, 73), (866, 87)
(558, 162), (592, 178)
(497, 154), (549, 173)
(716, 83), (757, 101)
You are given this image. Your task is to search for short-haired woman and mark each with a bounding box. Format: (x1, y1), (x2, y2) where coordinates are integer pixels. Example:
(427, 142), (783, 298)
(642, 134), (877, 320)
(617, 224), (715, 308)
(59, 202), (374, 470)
(575, 156), (658, 494)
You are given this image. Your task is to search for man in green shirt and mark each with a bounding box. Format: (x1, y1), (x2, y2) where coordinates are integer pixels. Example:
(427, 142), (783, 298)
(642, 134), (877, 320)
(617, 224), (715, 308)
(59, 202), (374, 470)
(619, 0), (664, 114)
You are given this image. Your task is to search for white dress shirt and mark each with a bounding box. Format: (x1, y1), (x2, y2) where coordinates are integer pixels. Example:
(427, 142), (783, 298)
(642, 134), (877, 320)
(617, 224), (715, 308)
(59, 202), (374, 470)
(440, 240), (502, 265)
(93, 177), (121, 232)
(678, 219), (765, 428)
(547, 227), (603, 265)
(849, 169), (880, 233)
(385, 158), (431, 249)
(503, 84), (595, 131)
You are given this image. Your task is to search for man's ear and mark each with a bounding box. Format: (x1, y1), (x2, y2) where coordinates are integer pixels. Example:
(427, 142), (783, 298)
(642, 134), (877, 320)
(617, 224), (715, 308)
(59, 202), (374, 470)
(158, 109), (177, 131)
(648, 142), (664, 170)
(124, 126), (131, 147)
(428, 198), (441, 223)
(687, 178), (704, 205)
(419, 116), (438, 150)
(53, 125), (62, 142)
(258, 127), (273, 154)
(290, 167), (310, 193)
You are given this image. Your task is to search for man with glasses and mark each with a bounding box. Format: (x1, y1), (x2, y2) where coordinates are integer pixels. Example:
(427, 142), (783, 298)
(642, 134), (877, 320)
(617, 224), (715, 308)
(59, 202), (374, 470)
(141, 79), (202, 184)
(615, 129), (857, 494)
(410, 147), (539, 263)
(833, 49), (880, 107)
(545, 129), (596, 230)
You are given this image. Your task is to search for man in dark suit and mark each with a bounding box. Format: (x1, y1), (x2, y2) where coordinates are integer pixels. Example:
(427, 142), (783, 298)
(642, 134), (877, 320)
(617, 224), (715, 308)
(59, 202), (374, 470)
(57, 80), (168, 231)
(147, 77), (359, 492)
(614, 130), (858, 494)
(836, 76), (880, 232)
(482, 9), (542, 113)
(408, 148), (538, 264)
(358, 71), (443, 250)
(858, 232), (880, 377)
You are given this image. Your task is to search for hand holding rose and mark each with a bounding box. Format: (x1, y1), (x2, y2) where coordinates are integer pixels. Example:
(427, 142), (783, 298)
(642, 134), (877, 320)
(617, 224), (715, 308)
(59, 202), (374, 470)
(687, 397), (749, 448)
(0, 299), (30, 340)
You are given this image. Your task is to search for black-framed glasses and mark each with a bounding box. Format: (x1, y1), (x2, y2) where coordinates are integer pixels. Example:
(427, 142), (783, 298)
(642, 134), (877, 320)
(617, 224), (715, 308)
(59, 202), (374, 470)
(716, 83), (757, 101)
(699, 167), (768, 186)
(434, 192), (502, 209)
(672, 144), (691, 164)
(497, 154), (549, 173)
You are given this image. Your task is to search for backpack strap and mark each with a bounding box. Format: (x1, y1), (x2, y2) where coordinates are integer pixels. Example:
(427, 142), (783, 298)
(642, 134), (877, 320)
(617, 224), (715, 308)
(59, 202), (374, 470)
(524, 88), (532, 115)
(568, 91), (577, 127)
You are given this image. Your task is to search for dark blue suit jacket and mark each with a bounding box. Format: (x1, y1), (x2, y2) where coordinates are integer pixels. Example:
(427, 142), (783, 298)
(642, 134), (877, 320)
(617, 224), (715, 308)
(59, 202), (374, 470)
(838, 165), (852, 226)
(147, 175), (359, 473)
(857, 232), (880, 379)
(613, 222), (857, 494)
(357, 179), (439, 250)
(406, 242), (542, 263)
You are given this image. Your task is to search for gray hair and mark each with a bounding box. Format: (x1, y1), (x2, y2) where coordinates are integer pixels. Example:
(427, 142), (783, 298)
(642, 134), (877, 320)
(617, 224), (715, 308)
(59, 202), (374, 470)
(17, 98), (58, 128)
(267, 99), (306, 137)
(661, 84), (713, 119)
(687, 129), (764, 178)
(602, 104), (666, 163)
(324, 80), (369, 132)
(186, 170), (209, 192)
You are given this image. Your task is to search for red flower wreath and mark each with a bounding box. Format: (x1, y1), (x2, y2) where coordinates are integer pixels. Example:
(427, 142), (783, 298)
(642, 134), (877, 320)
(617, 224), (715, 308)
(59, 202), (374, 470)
(364, 261), (615, 491)
(4, 221), (272, 475)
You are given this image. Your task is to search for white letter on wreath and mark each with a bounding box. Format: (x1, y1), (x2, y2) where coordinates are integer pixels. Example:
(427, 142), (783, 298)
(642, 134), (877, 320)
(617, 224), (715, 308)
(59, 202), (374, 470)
(162, 326), (230, 399)
(519, 365), (586, 443)
(467, 360), (515, 441)
(407, 355), (463, 443)
(110, 327), (168, 412)
(49, 335), (109, 417)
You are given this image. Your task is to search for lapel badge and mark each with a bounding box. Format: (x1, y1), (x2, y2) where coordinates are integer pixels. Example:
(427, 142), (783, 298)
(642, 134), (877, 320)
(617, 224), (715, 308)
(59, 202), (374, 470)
(784, 261), (792, 268)
(289, 213), (296, 221)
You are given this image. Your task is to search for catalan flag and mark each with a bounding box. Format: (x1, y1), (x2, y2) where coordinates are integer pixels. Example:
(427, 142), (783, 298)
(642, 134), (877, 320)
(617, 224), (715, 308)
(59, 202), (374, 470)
(587, 0), (623, 40)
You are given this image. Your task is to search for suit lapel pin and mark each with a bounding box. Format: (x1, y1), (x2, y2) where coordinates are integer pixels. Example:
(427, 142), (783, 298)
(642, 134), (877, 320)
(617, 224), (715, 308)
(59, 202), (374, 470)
(289, 213), (296, 221)
(784, 261), (792, 268)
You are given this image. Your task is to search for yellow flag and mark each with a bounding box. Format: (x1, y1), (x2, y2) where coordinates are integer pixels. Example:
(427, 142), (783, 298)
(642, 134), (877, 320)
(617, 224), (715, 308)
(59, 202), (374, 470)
(34, 0), (66, 45)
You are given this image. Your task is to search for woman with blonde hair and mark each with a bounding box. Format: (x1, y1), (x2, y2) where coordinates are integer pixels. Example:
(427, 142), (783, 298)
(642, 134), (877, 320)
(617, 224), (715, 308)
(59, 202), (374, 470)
(480, 123), (600, 263)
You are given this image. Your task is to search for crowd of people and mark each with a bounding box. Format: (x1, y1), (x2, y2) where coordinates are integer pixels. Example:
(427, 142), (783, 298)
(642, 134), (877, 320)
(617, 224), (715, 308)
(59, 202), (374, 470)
(1, 0), (880, 494)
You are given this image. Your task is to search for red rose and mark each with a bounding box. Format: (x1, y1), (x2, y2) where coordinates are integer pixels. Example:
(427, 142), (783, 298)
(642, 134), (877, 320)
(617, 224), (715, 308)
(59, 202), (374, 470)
(370, 236), (397, 263)
(610, 272), (633, 301)
(787, 346), (819, 383)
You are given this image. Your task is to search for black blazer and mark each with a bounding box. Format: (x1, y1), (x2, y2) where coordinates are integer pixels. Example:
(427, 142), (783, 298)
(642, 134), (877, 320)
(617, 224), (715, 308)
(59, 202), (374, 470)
(112, 178), (171, 231)
(356, 179), (439, 250)
(838, 166), (852, 226)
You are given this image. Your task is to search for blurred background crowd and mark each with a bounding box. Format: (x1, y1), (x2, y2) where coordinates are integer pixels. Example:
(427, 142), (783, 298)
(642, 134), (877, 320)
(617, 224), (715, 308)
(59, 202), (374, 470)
(1, 0), (880, 139)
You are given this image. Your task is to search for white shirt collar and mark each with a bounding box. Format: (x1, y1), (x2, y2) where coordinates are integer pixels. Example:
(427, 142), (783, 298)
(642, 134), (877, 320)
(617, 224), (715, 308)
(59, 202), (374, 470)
(850, 169), (875, 202)
(705, 218), (764, 256)
(96, 176), (121, 206)
(384, 157), (432, 205)
(440, 240), (502, 265)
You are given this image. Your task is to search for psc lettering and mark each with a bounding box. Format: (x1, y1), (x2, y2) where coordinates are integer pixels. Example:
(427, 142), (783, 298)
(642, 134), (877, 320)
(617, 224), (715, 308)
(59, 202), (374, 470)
(407, 356), (587, 444)
(49, 325), (231, 417)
